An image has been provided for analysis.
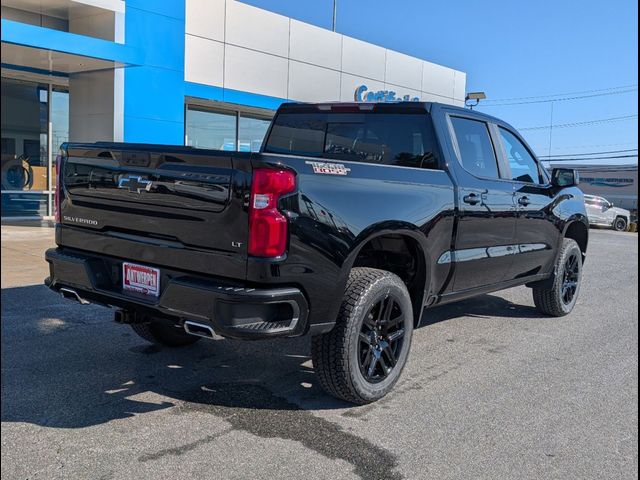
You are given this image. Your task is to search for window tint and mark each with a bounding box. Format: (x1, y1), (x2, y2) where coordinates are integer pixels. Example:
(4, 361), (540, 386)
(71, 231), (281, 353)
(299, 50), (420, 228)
(265, 113), (441, 169)
(499, 128), (542, 184)
(450, 117), (500, 179)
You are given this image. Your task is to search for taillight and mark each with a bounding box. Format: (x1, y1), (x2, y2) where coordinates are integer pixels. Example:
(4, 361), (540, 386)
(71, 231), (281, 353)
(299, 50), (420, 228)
(248, 168), (296, 257)
(54, 154), (62, 223)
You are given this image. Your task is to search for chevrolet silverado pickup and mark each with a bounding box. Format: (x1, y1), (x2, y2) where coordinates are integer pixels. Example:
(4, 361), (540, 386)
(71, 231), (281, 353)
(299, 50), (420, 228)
(584, 194), (631, 231)
(45, 102), (589, 404)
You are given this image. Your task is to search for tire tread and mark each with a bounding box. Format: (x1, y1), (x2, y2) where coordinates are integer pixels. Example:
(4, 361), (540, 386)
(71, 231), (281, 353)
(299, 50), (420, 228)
(532, 238), (581, 317)
(312, 268), (409, 404)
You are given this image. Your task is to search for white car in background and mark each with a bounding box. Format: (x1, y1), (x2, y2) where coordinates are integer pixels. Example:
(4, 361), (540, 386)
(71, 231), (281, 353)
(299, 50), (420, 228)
(584, 194), (631, 231)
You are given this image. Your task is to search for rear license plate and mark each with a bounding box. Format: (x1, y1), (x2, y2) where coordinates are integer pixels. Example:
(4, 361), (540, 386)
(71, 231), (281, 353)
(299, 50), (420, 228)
(122, 262), (160, 297)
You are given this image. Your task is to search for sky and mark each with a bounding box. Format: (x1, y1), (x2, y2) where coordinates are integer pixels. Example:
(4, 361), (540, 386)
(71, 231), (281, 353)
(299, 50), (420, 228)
(242, 0), (638, 164)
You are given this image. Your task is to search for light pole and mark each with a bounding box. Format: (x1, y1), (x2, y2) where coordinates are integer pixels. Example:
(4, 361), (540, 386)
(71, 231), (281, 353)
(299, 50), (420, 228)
(332, 0), (337, 32)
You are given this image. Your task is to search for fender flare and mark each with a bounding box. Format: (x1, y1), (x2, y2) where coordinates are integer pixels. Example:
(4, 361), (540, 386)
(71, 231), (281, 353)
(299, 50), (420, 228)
(561, 215), (589, 255)
(530, 215), (589, 290)
(332, 221), (433, 325)
(561, 214), (589, 237)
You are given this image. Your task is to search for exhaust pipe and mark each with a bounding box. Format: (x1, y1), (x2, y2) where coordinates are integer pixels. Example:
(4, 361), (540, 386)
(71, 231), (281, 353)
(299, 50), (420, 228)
(59, 287), (90, 305)
(184, 320), (216, 339)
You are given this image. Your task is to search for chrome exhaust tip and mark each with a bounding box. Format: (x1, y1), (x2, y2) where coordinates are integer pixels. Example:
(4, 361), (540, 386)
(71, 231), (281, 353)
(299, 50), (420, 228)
(59, 287), (90, 305)
(183, 320), (215, 339)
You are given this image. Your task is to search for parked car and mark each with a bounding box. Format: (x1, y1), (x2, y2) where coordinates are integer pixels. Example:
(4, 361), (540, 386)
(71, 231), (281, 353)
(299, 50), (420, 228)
(584, 194), (631, 231)
(45, 102), (589, 404)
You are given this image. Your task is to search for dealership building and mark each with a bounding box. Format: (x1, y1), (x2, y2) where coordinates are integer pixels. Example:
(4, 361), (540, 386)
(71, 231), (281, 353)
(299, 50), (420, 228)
(548, 163), (638, 213)
(0, 0), (467, 220)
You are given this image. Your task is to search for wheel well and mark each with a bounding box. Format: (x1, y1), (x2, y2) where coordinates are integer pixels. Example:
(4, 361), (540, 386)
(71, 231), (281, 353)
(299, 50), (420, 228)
(352, 234), (426, 326)
(565, 221), (588, 257)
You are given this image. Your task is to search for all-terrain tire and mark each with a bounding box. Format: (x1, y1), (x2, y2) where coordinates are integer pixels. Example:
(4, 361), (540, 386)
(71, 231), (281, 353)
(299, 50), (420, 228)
(130, 320), (201, 347)
(532, 238), (583, 317)
(311, 267), (414, 405)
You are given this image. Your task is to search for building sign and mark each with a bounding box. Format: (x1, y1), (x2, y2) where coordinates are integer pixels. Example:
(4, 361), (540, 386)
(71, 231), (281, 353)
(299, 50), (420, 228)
(565, 166), (638, 210)
(581, 176), (634, 188)
(354, 85), (420, 103)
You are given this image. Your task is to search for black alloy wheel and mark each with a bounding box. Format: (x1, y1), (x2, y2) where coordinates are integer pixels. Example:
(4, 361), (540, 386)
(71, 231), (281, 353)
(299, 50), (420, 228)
(358, 295), (406, 383)
(561, 252), (580, 306)
(532, 238), (582, 317)
(311, 267), (414, 404)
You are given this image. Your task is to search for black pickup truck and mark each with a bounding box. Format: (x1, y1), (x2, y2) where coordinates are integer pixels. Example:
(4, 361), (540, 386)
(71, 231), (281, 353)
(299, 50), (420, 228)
(45, 102), (588, 404)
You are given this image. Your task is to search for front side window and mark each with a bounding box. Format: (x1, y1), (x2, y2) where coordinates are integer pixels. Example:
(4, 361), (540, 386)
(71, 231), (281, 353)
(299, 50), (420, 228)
(499, 128), (543, 184)
(265, 113), (442, 169)
(450, 117), (500, 179)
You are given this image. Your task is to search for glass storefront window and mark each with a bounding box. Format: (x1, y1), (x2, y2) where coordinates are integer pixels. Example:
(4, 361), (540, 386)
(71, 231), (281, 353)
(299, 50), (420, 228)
(185, 105), (273, 153)
(185, 107), (237, 151)
(51, 88), (70, 194)
(1, 78), (68, 218)
(0, 192), (49, 217)
(1, 79), (48, 193)
(239, 114), (271, 152)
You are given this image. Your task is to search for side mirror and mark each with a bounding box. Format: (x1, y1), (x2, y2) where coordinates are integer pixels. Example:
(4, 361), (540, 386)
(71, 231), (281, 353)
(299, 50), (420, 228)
(551, 168), (579, 187)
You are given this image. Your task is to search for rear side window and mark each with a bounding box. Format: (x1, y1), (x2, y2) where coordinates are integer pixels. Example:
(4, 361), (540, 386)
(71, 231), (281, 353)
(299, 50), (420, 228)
(499, 128), (543, 184)
(265, 113), (442, 169)
(450, 117), (500, 179)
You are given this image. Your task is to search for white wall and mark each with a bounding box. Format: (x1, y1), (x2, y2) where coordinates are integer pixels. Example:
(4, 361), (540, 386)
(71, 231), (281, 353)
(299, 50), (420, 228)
(184, 0), (466, 106)
(69, 69), (123, 142)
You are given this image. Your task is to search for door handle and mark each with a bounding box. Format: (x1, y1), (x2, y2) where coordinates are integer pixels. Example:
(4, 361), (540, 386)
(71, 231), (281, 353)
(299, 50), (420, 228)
(463, 193), (482, 205)
(518, 196), (531, 206)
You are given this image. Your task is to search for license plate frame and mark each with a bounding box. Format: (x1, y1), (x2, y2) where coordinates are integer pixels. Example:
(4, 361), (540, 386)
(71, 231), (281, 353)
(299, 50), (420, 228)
(122, 262), (160, 297)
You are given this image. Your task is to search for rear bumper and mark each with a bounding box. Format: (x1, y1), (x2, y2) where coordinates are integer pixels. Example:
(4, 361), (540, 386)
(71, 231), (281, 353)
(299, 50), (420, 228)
(45, 248), (311, 340)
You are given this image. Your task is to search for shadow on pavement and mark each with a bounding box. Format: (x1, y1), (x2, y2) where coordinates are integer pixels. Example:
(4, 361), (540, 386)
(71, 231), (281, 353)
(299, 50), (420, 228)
(1, 285), (345, 431)
(1, 284), (405, 479)
(421, 293), (543, 327)
(2, 284), (544, 431)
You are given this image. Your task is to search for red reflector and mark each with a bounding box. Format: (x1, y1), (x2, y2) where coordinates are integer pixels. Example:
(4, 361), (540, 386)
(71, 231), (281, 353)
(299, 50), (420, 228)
(248, 168), (296, 258)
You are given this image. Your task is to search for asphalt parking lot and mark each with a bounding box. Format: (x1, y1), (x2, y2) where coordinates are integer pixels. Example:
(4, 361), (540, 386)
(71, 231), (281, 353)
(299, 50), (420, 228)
(1, 226), (638, 480)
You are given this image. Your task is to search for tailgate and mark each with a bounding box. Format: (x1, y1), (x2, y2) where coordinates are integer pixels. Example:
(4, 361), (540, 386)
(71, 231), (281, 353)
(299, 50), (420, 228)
(59, 143), (251, 278)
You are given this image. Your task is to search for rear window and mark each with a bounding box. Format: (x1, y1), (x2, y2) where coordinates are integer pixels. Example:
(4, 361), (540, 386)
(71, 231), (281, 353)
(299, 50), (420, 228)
(264, 112), (442, 169)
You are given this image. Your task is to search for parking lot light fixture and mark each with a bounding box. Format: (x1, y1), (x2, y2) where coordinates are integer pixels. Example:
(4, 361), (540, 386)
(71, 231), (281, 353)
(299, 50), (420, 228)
(465, 92), (487, 109)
